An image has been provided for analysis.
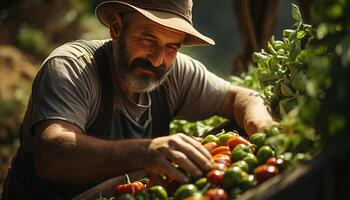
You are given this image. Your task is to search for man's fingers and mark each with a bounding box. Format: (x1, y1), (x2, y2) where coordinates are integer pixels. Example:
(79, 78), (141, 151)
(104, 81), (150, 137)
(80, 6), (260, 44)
(172, 137), (212, 172)
(181, 134), (212, 160)
(166, 150), (202, 178)
(160, 158), (189, 183)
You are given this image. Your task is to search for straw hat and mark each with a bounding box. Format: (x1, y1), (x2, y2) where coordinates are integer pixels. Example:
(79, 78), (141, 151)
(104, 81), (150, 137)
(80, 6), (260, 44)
(95, 0), (215, 46)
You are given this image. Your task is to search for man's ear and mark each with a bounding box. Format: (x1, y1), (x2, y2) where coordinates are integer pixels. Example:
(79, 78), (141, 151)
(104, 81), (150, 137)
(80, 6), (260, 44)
(109, 13), (123, 41)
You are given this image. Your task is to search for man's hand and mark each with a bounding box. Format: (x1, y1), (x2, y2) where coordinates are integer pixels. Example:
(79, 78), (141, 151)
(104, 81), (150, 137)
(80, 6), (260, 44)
(217, 85), (277, 136)
(144, 133), (213, 183)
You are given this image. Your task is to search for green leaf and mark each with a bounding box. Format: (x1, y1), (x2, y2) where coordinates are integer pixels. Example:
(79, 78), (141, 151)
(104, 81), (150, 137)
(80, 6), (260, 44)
(252, 52), (269, 63)
(281, 83), (294, 97)
(291, 4), (302, 22)
(297, 31), (306, 39)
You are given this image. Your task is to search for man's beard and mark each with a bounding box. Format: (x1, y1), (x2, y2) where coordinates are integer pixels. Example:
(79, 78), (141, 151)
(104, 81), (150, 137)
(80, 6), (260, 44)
(113, 34), (171, 93)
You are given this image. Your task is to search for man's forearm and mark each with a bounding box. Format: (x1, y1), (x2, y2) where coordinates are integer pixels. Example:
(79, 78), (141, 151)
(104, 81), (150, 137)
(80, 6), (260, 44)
(231, 85), (274, 135)
(33, 120), (151, 184)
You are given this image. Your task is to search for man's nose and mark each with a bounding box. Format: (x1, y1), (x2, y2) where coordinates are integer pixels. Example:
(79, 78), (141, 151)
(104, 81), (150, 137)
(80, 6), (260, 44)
(148, 47), (164, 67)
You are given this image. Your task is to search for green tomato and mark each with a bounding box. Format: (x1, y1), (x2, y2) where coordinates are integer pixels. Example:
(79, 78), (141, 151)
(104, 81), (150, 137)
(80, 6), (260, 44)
(243, 153), (258, 173)
(256, 146), (276, 164)
(148, 186), (168, 200)
(194, 177), (207, 190)
(221, 166), (248, 189)
(228, 188), (243, 200)
(218, 133), (234, 146)
(249, 133), (267, 149)
(240, 174), (256, 191)
(231, 144), (254, 162)
(202, 135), (219, 144)
(135, 190), (149, 200)
(117, 194), (134, 200)
(173, 184), (198, 200)
(266, 127), (280, 137)
(231, 160), (249, 173)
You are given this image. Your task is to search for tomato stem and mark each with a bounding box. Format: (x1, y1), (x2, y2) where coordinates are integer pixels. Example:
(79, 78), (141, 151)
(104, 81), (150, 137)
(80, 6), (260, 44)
(125, 174), (131, 184)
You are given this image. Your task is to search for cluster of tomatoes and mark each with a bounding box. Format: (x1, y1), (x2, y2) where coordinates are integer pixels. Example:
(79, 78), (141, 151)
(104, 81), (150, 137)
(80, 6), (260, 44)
(112, 130), (286, 200)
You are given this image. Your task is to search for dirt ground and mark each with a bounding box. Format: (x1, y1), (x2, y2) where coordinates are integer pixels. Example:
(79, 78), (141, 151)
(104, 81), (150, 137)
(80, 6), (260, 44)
(0, 44), (39, 194)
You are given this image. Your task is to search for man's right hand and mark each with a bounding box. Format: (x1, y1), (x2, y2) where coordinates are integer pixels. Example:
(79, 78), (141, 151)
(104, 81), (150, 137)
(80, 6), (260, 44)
(144, 133), (213, 183)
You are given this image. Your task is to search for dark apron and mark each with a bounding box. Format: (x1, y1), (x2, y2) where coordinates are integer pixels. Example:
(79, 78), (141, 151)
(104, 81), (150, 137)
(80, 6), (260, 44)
(2, 43), (172, 199)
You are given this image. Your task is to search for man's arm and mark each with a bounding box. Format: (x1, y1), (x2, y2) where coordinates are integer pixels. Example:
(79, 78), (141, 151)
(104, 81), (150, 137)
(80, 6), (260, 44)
(33, 120), (212, 184)
(216, 85), (276, 136)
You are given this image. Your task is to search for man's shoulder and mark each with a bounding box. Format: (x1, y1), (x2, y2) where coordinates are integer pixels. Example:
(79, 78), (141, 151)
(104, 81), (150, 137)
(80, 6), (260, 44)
(43, 39), (111, 64)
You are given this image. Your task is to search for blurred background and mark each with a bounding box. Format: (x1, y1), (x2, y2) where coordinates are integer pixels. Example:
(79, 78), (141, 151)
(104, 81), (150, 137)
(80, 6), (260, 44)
(0, 0), (302, 194)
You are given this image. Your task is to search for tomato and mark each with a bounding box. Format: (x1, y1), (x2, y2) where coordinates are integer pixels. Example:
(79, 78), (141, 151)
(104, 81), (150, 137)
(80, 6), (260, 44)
(148, 185), (168, 200)
(217, 133), (235, 146)
(249, 132), (267, 149)
(206, 170), (224, 186)
(211, 162), (227, 171)
(195, 177), (207, 190)
(266, 157), (285, 172)
(145, 177), (157, 190)
(184, 193), (208, 200)
(115, 179), (144, 197)
(202, 135), (219, 144)
(266, 127), (280, 137)
(205, 188), (228, 200)
(230, 160), (249, 173)
(240, 174), (256, 191)
(203, 142), (218, 152)
(221, 166), (248, 188)
(212, 154), (231, 166)
(166, 177), (181, 197)
(254, 164), (279, 184)
(227, 135), (251, 150)
(173, 184), (198, 200)
(134, 190), (150, 200)
(117, 193), (135, 200)
(242, 153), (258, 173)
(231, 144), (254, 162)
(256, 146), (276, 164)
(210, 146), (231, 157)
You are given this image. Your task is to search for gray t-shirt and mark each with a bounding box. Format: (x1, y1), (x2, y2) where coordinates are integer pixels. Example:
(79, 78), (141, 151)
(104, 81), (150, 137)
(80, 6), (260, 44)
(20, 40), (231, 151)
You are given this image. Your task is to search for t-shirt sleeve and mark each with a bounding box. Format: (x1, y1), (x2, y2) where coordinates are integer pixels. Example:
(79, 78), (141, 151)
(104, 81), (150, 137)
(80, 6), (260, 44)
(165, 53), (231, 121)
(30, 57), (93, 132)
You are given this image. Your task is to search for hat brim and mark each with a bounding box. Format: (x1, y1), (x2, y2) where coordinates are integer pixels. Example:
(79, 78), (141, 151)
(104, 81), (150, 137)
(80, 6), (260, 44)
(95, 1), (215, 47)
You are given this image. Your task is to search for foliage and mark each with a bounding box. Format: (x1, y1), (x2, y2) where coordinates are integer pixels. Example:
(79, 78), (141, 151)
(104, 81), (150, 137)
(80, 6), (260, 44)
(170, 116), (225, 137)
(230, 5), (321, 119)
(310, 0), (350, 141)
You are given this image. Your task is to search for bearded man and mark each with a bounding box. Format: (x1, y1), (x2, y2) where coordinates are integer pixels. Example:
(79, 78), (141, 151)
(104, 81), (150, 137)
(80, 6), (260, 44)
(2, 0), (275, 199)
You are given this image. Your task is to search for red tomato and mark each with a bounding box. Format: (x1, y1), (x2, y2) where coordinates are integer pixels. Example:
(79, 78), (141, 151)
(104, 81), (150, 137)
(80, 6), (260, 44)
(227, 135), (251, 150)
(254, 164), (279, 184)
(146, 178), (154, 189)
(205, 188), (228, 200)
(266, 157), (284, 166)
(115, 180), (144, 197)
(210, 146), (230, 156)
(211, 162), (227, 171)
(206, 170), (224, 186)
(204, 142), (218, 152)
(212, 154), (231, 166)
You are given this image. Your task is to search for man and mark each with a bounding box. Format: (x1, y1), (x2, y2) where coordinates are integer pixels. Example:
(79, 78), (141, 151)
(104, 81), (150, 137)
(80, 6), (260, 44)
(2, 0), (275, 199)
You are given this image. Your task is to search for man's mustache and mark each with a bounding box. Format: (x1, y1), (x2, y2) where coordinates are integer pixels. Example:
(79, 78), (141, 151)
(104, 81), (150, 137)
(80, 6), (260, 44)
(129, 58), (166, 78)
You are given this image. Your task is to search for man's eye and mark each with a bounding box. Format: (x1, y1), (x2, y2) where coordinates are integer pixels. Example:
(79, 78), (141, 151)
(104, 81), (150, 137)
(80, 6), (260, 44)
(142, 38), (155, 45)
(166, 45), (178, 54)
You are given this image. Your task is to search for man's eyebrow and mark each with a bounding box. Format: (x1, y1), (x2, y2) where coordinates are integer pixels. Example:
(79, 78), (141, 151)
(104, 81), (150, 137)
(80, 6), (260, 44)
(141, 31), (182, 48)
(140, 31), (158, 39)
